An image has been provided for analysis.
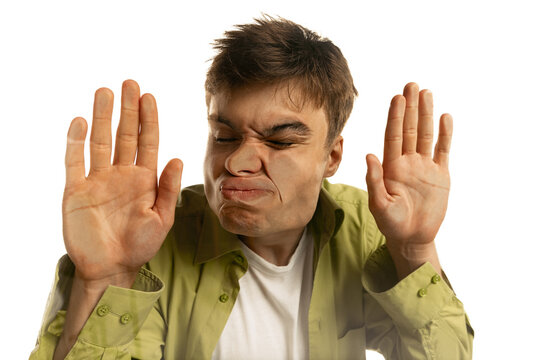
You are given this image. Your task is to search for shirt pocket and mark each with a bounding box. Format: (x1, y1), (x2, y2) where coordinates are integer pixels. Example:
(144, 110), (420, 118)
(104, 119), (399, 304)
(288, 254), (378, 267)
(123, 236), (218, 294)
(337, 326), (367, 360)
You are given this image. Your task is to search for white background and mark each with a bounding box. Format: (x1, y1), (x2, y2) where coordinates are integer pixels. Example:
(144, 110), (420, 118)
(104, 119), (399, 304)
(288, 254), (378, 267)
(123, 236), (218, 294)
(1, 0), (539, 359)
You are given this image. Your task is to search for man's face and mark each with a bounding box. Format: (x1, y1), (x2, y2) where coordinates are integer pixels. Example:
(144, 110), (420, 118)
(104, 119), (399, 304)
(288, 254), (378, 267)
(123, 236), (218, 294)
(204, 83), (342, 240)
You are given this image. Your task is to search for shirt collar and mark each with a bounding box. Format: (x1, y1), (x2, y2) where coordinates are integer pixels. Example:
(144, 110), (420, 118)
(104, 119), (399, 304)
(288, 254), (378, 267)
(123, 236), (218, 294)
(311, 181), (345, 253)
(194, 181), (345, 265)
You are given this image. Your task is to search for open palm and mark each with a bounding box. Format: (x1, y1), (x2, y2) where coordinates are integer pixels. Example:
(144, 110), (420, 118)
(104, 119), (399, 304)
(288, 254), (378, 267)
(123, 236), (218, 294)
(62, 80), (182, 282)
(366, 83), (452, 248)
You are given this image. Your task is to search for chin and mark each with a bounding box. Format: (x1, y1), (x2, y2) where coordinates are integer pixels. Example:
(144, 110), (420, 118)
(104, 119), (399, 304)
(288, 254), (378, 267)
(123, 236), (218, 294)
(217, 207), (266, 237)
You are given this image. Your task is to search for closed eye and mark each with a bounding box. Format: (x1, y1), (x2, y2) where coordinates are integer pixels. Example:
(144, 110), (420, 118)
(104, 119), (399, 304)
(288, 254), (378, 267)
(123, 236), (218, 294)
(215, 137), (238, 143)
(266, 140), (294, 148)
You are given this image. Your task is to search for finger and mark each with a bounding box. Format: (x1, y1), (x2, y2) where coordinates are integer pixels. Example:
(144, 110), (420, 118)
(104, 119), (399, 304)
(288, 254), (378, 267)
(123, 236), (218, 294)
(153, 159), (183, 227)
(402, 82), (419, 154)
(417, 89), (434, 156)
(113, 80), (141, 165)
(365, 154), (389, 212)
(433, 113), (453, 168)
(383, 95), (406, 163)
(65, 117), (88, 186)
(136, 93), (159, 170)
(89, 88), (114, 173)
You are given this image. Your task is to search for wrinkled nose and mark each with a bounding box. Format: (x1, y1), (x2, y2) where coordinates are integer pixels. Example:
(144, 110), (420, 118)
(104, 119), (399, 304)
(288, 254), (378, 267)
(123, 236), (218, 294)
(225, 141), (263, 176)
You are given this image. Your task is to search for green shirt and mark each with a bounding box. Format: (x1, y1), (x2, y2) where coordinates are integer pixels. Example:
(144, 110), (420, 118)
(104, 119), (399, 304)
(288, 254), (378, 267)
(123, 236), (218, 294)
(30, 181), (474, 359)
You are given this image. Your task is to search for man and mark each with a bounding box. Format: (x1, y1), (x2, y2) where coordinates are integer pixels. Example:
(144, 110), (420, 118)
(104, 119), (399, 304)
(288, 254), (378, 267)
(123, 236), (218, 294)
(31, 16), (473, 359)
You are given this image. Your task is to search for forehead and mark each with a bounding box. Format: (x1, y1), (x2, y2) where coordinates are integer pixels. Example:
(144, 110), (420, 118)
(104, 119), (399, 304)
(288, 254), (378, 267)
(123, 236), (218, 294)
(207, 83), (327, 132)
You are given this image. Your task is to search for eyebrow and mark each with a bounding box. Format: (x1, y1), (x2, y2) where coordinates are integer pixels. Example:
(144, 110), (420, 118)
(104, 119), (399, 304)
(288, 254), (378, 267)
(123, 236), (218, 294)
(262, 122), (312, 137)
(208, 115), (312, 137)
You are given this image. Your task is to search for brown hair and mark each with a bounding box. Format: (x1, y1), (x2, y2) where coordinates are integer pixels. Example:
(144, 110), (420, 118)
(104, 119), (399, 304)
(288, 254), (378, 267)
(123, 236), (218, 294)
(205, 15), (358, 146)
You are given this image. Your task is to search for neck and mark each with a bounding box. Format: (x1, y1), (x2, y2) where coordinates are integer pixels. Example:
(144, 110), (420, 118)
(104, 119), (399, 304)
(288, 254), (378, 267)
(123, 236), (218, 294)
(240, 227), (305, 266)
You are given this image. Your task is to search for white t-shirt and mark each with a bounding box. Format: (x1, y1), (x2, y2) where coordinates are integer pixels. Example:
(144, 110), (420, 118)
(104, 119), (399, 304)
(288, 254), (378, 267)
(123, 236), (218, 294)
(212, 228), (314, 360)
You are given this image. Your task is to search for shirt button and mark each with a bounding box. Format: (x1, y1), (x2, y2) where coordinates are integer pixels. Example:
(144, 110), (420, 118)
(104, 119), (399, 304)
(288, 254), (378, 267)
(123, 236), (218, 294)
(120, 313), (132, 324)
(219, 294), (229, 303)
(235, 255), (245, 265)
(96, 305), (110, 317)
(417, 288), (427, 297)
(431, 274), (441, 284)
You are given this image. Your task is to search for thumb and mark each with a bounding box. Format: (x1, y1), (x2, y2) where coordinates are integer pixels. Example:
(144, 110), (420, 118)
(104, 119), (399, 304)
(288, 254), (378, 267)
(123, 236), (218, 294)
(154, 158), (183, 226)
(365, 154), (387, 211)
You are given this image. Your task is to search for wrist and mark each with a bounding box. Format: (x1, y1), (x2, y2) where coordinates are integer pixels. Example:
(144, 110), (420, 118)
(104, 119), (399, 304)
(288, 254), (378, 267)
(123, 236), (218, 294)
(74, 268), (139, 292)
(386, 241), (437, 260)
(386, 241), (442, 279)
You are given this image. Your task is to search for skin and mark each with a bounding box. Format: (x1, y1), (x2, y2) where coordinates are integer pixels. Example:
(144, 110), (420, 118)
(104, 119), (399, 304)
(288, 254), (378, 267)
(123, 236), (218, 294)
(54, 79), (451, 358)
(204, 84), (343, 265)
(54, 80), (183, 359)
(365, 83), (451, 278)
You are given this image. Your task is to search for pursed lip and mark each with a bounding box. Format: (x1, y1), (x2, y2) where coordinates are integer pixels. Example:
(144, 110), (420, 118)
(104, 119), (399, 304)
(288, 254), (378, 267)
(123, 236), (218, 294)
(219, 178), (274, 202)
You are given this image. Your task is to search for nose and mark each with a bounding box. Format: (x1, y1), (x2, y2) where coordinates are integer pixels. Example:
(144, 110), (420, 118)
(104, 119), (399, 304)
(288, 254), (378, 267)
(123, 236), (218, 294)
(225, 141), (263, 176)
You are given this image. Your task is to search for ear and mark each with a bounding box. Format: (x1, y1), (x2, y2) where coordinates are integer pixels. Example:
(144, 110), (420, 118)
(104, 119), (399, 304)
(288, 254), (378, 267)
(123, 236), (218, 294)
(324, 135), (343, 178)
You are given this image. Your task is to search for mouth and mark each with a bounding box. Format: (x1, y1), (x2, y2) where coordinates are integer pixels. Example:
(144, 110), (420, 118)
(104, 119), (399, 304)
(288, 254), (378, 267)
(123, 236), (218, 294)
(221, 188), (271, 201)
(219, 179), (274, 202)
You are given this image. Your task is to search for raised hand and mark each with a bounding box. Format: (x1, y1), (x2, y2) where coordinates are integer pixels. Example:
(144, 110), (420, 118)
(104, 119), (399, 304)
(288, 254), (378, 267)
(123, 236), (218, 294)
(365, 82), (452, 276)
(54, 80), (182, 359)
(62, 80), (183, 283)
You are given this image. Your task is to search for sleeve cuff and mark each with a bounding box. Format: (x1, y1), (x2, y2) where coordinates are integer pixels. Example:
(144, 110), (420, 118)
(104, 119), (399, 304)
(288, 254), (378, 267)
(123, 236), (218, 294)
(362, 245), (456, 330)
(77, 267), (163, 347)
(45, 256), (164, 347)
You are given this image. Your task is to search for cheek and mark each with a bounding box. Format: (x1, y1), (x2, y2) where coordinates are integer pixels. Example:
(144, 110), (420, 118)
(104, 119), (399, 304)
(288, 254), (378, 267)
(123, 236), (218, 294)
(264, 152), (325, 230)
(203, 146), (224, 204)
(266, 150), (327, 202)
(204, 144), (226, 180)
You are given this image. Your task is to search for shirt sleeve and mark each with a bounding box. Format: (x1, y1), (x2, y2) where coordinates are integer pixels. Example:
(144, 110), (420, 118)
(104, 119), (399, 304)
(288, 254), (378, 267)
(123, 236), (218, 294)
(29, 255), (165, 360)
(361, 245), (474, 359)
